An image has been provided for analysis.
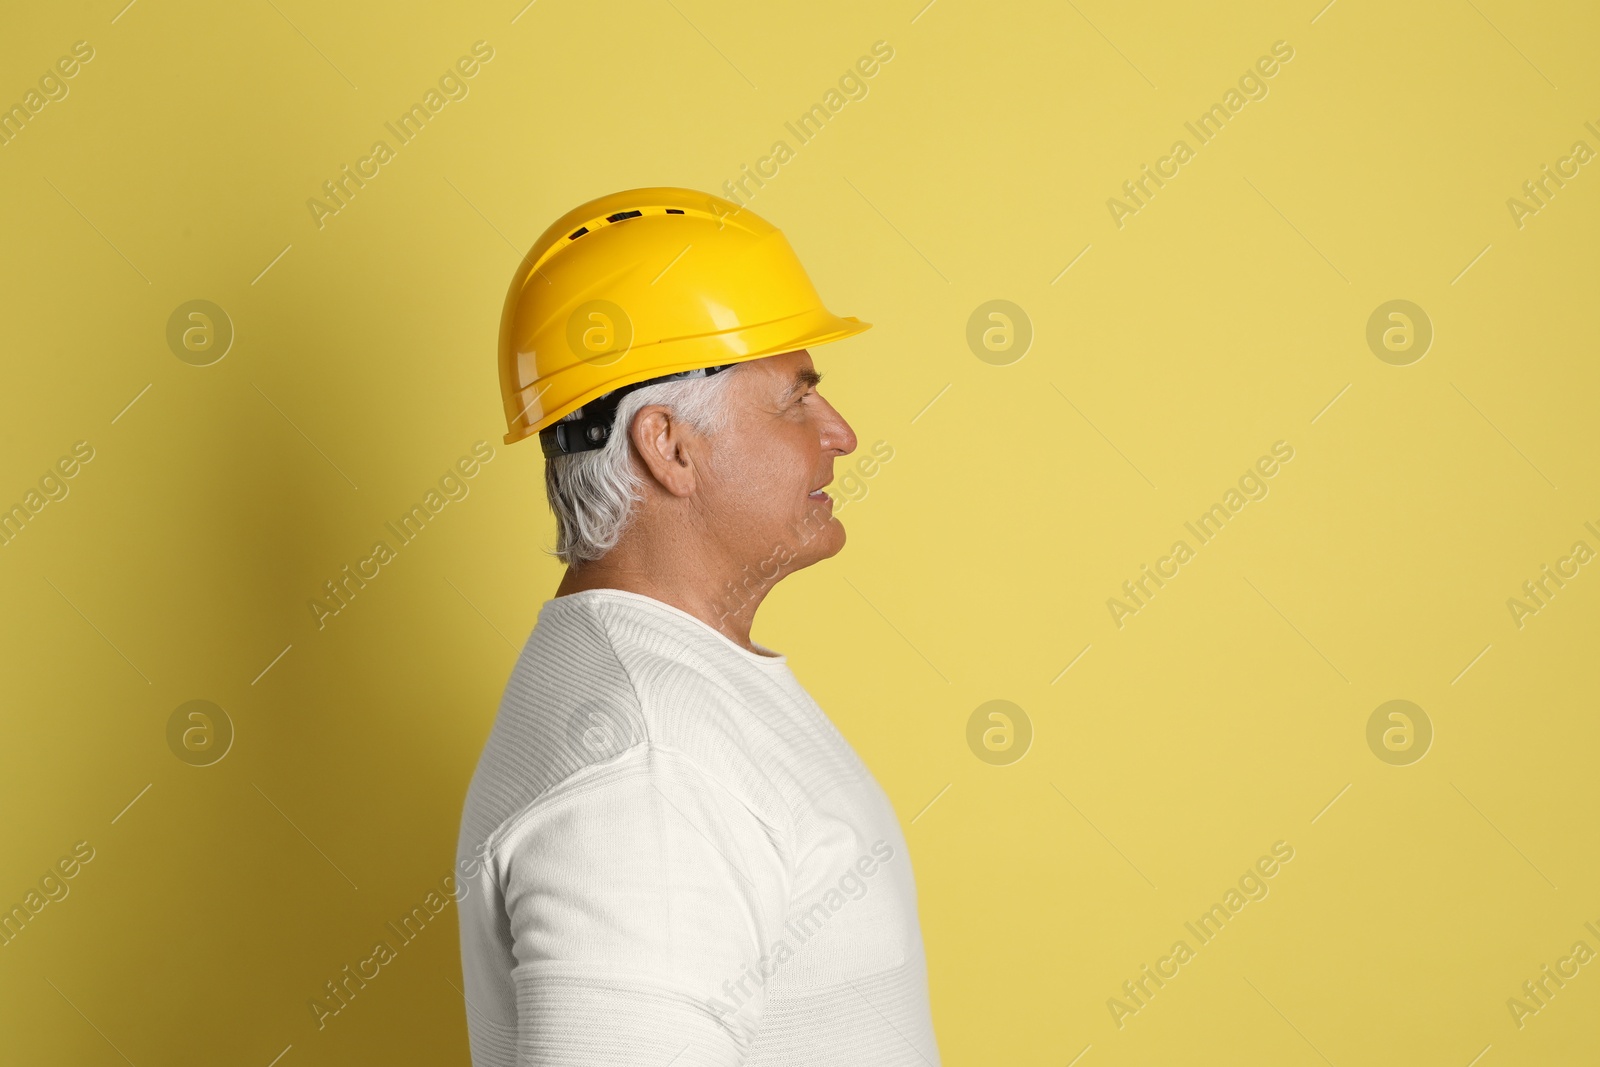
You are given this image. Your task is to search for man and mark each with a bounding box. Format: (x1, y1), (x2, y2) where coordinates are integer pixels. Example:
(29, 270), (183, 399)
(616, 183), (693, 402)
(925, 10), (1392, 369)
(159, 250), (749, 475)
(455, 188), (941, 1066)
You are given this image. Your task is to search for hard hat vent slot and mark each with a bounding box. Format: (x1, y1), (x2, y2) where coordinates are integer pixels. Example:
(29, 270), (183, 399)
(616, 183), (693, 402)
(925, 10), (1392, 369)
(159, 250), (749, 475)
(606, 210), (643, 222)
(665, 208), (684, 214)
(568, 226), (589, 239)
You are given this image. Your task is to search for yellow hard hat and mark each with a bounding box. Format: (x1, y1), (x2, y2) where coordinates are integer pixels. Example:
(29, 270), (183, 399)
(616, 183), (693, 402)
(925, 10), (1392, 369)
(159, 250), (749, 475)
(498, 186), (871, 453)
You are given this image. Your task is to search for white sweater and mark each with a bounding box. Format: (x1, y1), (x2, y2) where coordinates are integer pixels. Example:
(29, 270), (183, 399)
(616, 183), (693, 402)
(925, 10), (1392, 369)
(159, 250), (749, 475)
(455, 588), (940, 1066)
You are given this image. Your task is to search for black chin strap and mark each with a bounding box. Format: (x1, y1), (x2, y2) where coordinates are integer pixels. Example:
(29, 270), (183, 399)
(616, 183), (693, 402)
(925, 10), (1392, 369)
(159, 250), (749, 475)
(539, 364), (734, 459)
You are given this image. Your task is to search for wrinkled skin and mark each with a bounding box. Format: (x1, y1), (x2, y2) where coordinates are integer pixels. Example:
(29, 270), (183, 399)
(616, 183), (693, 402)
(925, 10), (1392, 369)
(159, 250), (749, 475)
(554, 349), (858, 654)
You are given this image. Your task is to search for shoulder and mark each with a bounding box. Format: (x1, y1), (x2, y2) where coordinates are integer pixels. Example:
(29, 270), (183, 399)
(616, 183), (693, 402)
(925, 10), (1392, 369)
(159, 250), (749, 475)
(488, 740), (793, 878)
(458, 595), (798, 870)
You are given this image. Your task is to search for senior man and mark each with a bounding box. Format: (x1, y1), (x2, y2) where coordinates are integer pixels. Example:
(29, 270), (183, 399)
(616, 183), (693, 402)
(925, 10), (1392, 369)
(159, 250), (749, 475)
(455, 188), (941, 1066)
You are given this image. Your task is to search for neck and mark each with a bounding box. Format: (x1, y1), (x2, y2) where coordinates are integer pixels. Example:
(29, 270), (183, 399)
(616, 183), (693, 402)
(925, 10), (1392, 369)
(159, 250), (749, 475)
(554, 533), (779, 656)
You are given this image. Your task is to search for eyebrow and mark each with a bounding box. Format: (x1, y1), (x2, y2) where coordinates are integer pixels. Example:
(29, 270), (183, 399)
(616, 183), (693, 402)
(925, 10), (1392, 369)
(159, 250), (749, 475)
(785, 369), (823, 401)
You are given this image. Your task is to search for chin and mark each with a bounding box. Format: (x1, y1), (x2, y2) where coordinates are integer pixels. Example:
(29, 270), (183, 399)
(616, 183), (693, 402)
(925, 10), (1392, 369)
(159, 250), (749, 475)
(827, 515), (847, 551)
(810, 516), (847, 561)
(779, 511), (845, 571)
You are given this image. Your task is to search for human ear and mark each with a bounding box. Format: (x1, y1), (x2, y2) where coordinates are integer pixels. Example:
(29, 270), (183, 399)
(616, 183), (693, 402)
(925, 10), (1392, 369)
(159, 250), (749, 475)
(628, 405), (700, 498)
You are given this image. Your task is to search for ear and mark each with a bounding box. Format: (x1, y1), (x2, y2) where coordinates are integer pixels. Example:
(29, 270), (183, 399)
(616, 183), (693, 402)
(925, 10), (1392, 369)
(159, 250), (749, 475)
(628, 404), (701, 498)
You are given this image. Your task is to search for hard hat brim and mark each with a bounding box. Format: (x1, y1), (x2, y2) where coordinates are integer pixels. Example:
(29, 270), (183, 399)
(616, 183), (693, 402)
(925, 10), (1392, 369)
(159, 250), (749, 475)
(505, 307), (871, 445)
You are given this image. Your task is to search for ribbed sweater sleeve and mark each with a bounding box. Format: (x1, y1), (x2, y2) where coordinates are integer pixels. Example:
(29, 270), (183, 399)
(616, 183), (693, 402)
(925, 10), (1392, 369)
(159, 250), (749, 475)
(495, 741), (792, 1065)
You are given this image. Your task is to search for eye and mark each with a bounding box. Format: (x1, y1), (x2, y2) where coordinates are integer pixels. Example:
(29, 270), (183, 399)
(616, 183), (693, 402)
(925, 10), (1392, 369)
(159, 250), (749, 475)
(790, 373), (823, 409)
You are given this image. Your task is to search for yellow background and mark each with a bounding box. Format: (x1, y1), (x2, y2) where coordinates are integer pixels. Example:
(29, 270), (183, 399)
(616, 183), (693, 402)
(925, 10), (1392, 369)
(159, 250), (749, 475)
(2, 0), (1597, 1064)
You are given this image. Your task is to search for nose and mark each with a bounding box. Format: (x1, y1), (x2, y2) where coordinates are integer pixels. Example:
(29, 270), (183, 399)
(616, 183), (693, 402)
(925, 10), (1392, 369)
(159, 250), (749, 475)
(819, 395), (857, 457)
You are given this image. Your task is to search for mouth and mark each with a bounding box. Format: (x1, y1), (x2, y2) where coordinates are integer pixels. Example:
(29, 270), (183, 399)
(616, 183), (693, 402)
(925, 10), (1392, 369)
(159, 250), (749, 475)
(807, 483), (832, 505)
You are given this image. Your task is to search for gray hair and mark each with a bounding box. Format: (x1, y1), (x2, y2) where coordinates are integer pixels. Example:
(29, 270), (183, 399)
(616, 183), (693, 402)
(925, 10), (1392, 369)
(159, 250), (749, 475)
(544, 369), (740, 565)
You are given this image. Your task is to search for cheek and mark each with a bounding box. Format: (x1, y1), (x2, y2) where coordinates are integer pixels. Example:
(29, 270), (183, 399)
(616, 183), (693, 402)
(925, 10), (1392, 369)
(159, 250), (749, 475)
(736, 430), (810, 492)
(708, 442), (791, 517)
(705, 421), (818, 533)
